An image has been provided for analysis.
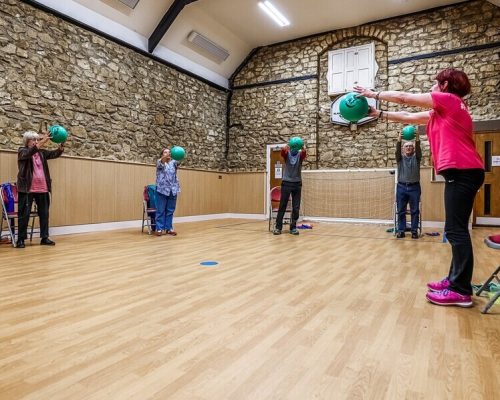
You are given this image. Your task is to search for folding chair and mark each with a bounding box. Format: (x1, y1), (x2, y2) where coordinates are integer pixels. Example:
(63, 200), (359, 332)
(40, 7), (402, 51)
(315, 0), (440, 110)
(393, 200), (422, 237)
(142, 184), (157, 235)
(0, 183), (38, 247)
(475, 234), (500, 314)
(268, 185), (292, 231)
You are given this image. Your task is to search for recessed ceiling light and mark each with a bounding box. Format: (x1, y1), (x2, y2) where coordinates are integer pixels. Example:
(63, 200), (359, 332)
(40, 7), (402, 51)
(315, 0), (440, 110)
(258, 1), (290, 27)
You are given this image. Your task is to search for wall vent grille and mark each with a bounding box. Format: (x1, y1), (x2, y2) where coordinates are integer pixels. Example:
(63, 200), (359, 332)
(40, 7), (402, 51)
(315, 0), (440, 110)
(187, 31), (230, 62)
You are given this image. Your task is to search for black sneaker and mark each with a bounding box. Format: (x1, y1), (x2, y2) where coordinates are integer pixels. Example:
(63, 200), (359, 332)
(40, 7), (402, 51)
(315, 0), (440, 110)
(16, 240), (25, 248)
(411, 232), (419, 239)
(289, 228), (299, 235)
(273, 229), (282, 235)
(396, 232), (405, 239)
(40, 238), (55, 246)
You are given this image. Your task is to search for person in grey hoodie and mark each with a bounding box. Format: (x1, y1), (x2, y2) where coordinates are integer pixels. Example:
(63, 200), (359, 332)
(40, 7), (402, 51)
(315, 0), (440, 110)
(273, 144), (307, 236)
(395, 130), (421, 239)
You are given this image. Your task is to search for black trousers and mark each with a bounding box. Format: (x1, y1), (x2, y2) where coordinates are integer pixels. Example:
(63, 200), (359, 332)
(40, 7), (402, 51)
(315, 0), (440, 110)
(441, 169), (485, 295)
(275, 181), (302, 230)
(18, 192), (51, 241)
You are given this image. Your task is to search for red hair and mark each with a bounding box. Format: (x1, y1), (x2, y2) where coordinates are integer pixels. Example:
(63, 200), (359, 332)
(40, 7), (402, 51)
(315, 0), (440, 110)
(435, 68), (471, 98)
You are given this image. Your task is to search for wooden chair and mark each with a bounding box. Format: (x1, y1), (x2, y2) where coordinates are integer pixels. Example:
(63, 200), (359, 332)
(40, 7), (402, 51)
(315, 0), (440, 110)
(268, 186), (292, 231)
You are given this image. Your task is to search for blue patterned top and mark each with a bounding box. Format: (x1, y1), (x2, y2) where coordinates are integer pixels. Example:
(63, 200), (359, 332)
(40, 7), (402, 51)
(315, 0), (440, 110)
(156, 159), (180, 196)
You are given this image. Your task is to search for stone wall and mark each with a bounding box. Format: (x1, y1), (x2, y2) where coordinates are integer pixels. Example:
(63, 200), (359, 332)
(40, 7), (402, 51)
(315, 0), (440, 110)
(230, 0), (500, 170)
(1, 0), (498, 172)
(0, 0), (228, 169)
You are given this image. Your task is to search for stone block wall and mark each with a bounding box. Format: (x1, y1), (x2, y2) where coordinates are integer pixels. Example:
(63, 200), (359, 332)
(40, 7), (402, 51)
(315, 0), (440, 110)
(0, 0), (228, 169)
(1, 0), (498, 172)
(230, 0), (500, 170)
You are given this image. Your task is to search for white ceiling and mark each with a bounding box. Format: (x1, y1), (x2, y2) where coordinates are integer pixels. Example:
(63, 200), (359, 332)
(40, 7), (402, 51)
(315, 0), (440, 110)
(35, 0), (497, 88)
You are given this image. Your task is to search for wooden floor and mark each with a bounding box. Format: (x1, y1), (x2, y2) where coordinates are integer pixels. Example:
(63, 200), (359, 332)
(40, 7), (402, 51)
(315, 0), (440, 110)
(0, 220), (499, 400)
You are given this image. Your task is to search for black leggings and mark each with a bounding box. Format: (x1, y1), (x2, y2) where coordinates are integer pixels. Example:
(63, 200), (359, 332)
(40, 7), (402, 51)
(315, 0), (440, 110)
(441, 168), (484, 295)
(275, 181), (302, 230)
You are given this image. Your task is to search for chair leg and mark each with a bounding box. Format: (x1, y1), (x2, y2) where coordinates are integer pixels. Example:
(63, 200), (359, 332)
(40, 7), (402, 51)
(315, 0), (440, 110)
(30, 215), (35, 244)
(481, 290), (500, 314)
(418, 202), (423, 237)
(393, 202), (397, 236)
(4, 216), (16, 247)
(476, 266), (500, 296)
(268, 207), (272, 232)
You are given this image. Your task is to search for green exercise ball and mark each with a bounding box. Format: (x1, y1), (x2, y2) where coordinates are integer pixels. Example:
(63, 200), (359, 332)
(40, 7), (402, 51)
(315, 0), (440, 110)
(48, 125), (68, 143)
(339, 93), (369, 123)
(171, 146), (186, 161)
(288, 136), (304, 151)
(402, 125), (416, 141)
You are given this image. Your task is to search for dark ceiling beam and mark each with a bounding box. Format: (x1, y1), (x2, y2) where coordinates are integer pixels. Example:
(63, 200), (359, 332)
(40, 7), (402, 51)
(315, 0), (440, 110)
(148, 0), (198, 53)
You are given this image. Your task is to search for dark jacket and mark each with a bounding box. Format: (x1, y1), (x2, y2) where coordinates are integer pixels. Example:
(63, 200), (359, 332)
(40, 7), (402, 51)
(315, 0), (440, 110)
(17, 146), (64, 193)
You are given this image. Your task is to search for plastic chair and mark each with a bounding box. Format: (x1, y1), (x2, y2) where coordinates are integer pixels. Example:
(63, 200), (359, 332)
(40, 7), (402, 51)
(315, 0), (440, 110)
(142, 184), (157, 235)
(475, 234), (500, 314)
(0, 183), (38, 247)
(268, 186), (292, 231)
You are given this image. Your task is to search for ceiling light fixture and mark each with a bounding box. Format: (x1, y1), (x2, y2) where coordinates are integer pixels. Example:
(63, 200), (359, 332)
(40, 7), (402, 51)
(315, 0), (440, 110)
(258, 1), (290, 27)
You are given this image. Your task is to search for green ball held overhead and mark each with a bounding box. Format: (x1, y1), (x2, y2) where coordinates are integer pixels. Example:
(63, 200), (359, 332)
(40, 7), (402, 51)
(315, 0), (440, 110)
(171, 146), (186, 161)
(48, 125), (68, 143)
(339, 93), (369, 123)
(402, 125), (416, 141)
(288, 136), (304, 151)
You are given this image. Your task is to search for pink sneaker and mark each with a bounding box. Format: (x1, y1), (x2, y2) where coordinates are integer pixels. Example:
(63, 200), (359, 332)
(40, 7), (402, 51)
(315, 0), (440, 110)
(427, 277), (450, 292)
(426, 289), (473, 307)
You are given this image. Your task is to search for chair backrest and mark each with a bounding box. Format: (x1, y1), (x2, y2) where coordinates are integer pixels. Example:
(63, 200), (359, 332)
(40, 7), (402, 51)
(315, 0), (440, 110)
(270, 186), (281, 202)
(144, 184), (157, 209)
(1, 183), (16, 214)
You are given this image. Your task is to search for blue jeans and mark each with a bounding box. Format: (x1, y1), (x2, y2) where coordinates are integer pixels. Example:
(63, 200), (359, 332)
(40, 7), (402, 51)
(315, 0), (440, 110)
(155, 191), (177, 231)
(396, 182), (421, 233)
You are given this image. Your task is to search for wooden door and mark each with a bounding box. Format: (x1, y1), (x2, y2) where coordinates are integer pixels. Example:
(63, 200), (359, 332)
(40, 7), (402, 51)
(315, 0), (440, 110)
(474, 132), (500, 225)
(269, 145), (285, 191)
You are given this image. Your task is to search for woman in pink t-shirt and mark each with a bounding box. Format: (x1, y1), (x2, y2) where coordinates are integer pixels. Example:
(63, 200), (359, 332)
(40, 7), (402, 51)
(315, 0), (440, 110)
(354, 68), (485, 308)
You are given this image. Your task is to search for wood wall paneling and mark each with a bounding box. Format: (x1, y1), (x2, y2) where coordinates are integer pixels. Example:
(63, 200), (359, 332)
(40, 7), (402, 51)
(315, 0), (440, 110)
(0, 151), (446, 227)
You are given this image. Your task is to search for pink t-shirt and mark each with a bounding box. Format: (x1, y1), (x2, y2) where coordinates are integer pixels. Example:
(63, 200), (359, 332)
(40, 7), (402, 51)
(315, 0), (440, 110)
(30, 153), (48, 193)
(426, 91), (484, 173)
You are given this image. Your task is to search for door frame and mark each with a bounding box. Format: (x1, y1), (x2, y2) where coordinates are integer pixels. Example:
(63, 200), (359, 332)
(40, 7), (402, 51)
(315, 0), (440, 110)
(266, 143), (286, 218)
(473, 120), (500, 226)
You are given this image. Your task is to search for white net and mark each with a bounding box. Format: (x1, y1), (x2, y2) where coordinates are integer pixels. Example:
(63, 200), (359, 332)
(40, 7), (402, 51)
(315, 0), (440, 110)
(301, 169), (396, 222)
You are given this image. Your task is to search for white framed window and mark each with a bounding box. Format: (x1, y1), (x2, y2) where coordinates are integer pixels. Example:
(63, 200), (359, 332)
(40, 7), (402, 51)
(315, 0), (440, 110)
(327, 42), (378, 95)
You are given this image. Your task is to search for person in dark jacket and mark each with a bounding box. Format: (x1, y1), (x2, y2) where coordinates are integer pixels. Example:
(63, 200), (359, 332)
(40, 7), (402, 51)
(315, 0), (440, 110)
(16, 130), (64, 248)
(273, 144), (306, 235)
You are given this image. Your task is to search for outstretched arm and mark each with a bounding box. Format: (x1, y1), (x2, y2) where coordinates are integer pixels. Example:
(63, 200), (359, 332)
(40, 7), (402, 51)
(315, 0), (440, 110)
(354, 86), (434, 109)
(18, 146), (38, 160)
(415, 133), (422, 161)
(367, 107), (431, 125)
(395, 132), (402, 162)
